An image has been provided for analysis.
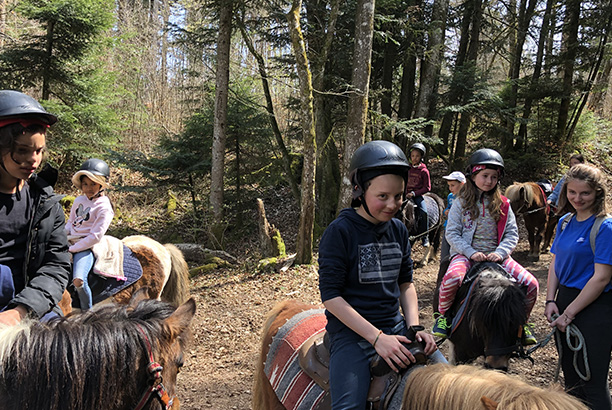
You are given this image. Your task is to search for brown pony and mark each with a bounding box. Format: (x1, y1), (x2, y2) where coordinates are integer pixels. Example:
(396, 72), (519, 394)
(504, 182), (548, 259)
(253, 301), (585, 410)
(62, 235), (190, 314)
(0, 289), (196, 410)
(402, 364), (587, 410)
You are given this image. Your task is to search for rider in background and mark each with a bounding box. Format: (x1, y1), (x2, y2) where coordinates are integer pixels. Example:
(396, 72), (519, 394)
(432, 148), (539, 344)
(318, 140), (444, 410)
(0, 90), (70, 325)
(547, 153), (585, 208)
(65, 158), (113, 310)
(545, 164), (612, 410)
(440, 171), (466, 264)
(405, 142), (431, 247)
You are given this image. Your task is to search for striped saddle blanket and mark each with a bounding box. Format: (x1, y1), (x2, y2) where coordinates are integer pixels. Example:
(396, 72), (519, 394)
(264, 308), (327, 410)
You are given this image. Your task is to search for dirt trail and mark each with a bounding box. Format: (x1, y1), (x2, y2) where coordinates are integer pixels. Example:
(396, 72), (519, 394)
(174, 221), (602, 410)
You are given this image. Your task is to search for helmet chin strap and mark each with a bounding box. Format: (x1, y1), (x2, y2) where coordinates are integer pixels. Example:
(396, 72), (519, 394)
(360, 195), (376, 220)
(87, 189), (104, 201)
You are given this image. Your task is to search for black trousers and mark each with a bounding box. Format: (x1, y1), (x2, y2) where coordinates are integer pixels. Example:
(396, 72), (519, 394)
(556, 285), (612, 410)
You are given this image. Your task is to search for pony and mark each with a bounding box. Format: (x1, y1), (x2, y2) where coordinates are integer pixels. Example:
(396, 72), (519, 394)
(400, 192), (445, 266)
(62, 235), (191, 314)
(504, 182), (548, 259)
(253, 300), (584, 410)
(446, 262), (527, 371)
(401, 364), (588, 410)
(0, 288), (196, 410)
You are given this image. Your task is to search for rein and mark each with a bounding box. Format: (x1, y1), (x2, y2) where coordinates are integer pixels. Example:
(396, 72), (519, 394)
(517, 315), (591, 383)
(134, 324), (175, 410)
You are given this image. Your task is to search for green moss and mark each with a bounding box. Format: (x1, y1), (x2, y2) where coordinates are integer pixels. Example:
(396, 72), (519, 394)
(166, 192), (177, 219)
(271, 229), (286, 257)
(60, 195), (76, 212)
(257, 257), (279, 272)
(189, 264), (218, 278)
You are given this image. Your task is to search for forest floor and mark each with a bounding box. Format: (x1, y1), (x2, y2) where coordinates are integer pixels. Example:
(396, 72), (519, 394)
(174, 219), (604, 410)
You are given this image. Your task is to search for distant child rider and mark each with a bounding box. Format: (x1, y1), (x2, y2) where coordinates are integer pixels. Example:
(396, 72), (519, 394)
(65, 158), (114, 310)
(318, 140), (445, 410)
(405, 142), (431, 247)
(432, 148), (539, 344)
(440, 171), (466, 264)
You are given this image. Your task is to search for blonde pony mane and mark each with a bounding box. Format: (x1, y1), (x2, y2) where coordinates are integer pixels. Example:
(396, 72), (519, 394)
(401, 364), (587, 410)
(504, 182), (545, 208)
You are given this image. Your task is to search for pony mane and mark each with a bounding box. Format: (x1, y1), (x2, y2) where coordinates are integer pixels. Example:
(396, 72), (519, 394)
(469, 266), (527, 339)
(402, 364), (588, 410)
(0, 300), (181, 410)
(505, 182), (545, 208)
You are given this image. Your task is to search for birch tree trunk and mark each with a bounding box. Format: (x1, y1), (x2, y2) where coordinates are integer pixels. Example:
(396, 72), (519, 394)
(338, 0), (376, 211)
(210, 0), (233, 244)
(287, 0), (317, 264)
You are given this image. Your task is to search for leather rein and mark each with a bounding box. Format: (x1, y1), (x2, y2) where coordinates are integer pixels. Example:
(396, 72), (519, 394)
(133, 324), (175, 410)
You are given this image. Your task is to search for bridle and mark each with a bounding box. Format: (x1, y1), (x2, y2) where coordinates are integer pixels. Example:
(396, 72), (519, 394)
(134, 324), (176, 410)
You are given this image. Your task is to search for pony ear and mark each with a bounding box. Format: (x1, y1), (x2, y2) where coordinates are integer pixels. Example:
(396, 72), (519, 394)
(164, 298), (196, 338)
(128, 287), (151, 308)
(480, 396), (498, 409)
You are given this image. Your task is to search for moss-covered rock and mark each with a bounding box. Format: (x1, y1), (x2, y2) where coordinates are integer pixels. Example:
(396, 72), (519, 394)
(257, 257), (279, 272)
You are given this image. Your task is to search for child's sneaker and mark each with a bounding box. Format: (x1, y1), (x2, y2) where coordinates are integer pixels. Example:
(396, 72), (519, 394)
(522, 324), (537, 346)
(432, 314), (450, 338)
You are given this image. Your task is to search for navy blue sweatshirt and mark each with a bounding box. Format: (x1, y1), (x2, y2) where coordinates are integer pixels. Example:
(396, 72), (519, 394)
(318, 208), (413, 334)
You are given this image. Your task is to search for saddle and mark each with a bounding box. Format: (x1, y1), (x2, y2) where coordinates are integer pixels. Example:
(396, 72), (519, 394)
(69, 245), (144, 308)
(298, 326), (427, 410)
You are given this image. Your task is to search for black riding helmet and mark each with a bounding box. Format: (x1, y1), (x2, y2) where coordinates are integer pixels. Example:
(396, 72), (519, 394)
(409, 142), (426, 158)
(71, 158), (111, 190)
(349, 141), (410, 214)
(466, 148), (505, 178)
(0, 90), (57, 126)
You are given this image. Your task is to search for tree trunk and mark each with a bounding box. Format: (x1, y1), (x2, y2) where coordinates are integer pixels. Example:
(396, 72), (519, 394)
(438, 0), (473, 155)
(517, 0), (555, 146)
(210, 0), (232, 244)
(338, 0), (376, 212)
(309, 0), (342, 228)
(414, 0), (449, 138)
(556, 0), (580, 141)
(287, 0), (317, 265)
(501, 0), (538, 151)
(237, 21), (301, 204)
(42, 20), (55, 100)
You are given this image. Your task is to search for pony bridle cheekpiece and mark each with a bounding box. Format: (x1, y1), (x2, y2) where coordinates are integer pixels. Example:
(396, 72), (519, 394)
(134, 324), (175, 410)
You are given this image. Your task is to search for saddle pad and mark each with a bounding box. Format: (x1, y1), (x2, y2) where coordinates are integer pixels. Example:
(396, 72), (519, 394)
(425, 195), (440, 226)
(265, 308), (327, 410)
(89, 245), (143, 305)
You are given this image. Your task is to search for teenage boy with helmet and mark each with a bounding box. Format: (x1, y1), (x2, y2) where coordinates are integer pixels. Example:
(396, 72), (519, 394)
(405, 142), (431, 247)
(65, 158), (114, 310)
(318, 140), (445, 409)
(432, 148), (539, 343)
(0, 90), (71, 325)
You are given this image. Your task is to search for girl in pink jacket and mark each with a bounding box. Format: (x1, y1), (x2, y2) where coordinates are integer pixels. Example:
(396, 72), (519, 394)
(65, 159), (113, 310)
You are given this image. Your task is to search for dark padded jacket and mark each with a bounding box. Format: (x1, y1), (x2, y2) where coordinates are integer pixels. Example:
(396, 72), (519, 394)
(7, 165), (71, 318)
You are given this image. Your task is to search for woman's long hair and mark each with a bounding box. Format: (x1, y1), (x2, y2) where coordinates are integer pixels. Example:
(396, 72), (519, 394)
(459, 172), (504, 222)
(556, 163), (608, 217)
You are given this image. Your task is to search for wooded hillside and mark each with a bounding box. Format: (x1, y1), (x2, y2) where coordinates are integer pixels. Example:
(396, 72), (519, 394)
(2, 0), (612, 261)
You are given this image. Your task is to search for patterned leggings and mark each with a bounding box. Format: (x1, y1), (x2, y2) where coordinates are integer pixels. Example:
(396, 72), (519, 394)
(438, 254), (539, 316)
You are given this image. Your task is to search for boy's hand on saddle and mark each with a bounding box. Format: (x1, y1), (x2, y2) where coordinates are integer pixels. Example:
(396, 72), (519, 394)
(486, 252), (502, 263)
(413, 330), (437, 355)
(374, 333), (414, 373)
(471, 252), (487, 262)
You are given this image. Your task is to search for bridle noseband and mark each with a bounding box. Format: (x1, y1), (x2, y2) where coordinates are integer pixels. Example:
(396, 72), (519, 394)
(134, 324), (175, 410)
